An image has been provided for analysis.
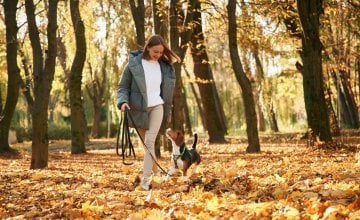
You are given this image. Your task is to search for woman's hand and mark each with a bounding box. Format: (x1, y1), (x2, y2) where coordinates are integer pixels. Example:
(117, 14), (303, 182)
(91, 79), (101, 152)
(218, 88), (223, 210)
(120, 103), (130, 112)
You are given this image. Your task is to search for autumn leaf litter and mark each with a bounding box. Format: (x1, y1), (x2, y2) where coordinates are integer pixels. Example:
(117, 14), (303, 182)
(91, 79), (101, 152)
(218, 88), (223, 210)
(0, 135), (359, 219)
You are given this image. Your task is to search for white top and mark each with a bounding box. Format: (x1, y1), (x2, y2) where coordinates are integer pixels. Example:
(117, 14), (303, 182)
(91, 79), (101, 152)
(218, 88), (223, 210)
(142, 59), (164, 107)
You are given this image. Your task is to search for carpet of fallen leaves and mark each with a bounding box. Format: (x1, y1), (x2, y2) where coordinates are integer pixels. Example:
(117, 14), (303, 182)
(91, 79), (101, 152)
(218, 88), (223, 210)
(1, 132), (360, 219)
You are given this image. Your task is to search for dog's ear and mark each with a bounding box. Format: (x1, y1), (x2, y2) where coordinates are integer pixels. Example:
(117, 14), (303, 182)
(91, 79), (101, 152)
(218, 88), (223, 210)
(175, 131), (184, 146)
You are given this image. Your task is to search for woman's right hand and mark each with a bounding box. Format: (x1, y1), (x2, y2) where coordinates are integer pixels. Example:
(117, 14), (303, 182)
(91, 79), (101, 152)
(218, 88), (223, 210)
(120, 103), (130, 112)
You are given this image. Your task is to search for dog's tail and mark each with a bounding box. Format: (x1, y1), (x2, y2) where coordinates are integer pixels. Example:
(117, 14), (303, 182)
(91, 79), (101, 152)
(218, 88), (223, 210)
(191, 133), (198, 149)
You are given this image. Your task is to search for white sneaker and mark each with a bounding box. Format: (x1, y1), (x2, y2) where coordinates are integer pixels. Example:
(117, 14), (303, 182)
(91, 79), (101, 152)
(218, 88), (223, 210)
(141, 177), (151, 191)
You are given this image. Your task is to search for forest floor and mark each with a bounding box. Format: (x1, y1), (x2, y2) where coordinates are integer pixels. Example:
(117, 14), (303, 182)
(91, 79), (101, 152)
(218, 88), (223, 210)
(1, 130), (360, 219)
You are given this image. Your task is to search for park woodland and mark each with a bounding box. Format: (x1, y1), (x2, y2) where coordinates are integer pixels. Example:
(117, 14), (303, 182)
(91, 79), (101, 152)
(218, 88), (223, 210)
(0, 1), (360, 218)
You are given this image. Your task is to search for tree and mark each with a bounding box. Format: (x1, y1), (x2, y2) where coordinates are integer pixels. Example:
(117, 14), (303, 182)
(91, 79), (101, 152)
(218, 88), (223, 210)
(0, 0), (20, 153)
(296, 0), (332, 141)
(25, 0), (58, 169)
(323, 2), (359, 129)
(85, 60), (106, 138)
(152, 0), (168, 39)
(252, 49), (266, 132)
(227, 0), (260, 152)
(279, 1), (338, 136)
(169, 0), (195, 133)
(129, 0), (145, 48)
(69, 0), (87, 153)
(85, 1), (109, 138)
(191, 0), (226, 143)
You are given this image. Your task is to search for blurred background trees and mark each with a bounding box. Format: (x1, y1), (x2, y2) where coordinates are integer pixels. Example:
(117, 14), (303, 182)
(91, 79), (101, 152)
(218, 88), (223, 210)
(0, 0), (359, 167)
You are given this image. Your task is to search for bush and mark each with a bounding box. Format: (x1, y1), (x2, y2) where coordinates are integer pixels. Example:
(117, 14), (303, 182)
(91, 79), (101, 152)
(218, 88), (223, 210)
(87, 122), (118, 138)
(12, 122), (118, 141)
(48, 123), (71, 140)
(10, 126), (31, 142)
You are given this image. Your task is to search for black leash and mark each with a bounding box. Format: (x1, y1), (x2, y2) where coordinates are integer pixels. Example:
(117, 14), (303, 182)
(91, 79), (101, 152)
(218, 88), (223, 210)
(116, 110), (136, 165)
(116, 108), (169, 175)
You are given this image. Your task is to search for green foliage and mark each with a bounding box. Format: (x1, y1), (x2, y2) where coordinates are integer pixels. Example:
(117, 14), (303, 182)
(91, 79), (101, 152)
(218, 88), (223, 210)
(48, 124), (72, 140)
(10, 126), (31, 143)
(99, 122), (117, 138)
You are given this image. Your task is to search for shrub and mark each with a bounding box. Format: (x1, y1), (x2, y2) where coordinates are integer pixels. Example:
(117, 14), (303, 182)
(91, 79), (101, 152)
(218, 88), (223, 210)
(48, 123), (71, 140)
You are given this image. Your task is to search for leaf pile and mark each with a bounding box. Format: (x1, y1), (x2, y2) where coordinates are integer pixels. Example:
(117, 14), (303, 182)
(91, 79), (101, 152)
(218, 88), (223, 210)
(0, 136), (359, 219)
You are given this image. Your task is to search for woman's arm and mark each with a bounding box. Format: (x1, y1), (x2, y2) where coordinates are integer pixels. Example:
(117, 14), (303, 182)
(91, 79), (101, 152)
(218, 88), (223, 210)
(117, 65), (132, 110)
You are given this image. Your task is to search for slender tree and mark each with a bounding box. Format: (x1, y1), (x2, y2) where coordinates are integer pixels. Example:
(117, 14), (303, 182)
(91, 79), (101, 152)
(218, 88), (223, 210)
(252, 49), (266, 132)
(85, 2), (110, 138)
(152, 0), (168, 39)
(169, 0), (195, 132)
(324, 3), (359, 129)
(0, 0), (20, 153)
(25, 0), (58, 169)
(191, 0), (226, 143)
(296, 0), (332, 141)
(69, 0), (87, 153)
(129, 0), (145, 48)
(85, 61), (106, 138)
(227, 0), (260, 152)
(281, 2), (338, 137)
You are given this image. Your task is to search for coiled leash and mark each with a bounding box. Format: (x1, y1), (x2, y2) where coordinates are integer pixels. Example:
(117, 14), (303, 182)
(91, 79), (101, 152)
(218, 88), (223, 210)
(116, 110), (136, 165)
(117, 108), (169, 175)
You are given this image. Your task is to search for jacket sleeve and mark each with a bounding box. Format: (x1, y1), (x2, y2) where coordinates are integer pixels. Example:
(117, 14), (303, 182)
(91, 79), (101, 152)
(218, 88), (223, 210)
(159, 64), (176, 133)
(117, 64), (132, 109)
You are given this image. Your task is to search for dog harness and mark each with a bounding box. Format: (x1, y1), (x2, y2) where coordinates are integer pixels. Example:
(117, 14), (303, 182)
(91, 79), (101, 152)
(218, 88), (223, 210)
(173, 144), (187, 169)
(173, 143), (195, 169)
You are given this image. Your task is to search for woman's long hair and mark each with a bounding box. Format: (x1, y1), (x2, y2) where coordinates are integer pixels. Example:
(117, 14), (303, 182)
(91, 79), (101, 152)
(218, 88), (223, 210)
(142, 34), (180, 64)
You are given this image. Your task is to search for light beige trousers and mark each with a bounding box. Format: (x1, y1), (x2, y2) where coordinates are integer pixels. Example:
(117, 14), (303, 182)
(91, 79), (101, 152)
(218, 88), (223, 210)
(138, 104), (163, 179)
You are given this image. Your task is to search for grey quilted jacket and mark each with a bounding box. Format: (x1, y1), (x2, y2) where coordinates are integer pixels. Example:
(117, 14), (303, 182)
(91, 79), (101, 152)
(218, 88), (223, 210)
(117, 50), (176, 133)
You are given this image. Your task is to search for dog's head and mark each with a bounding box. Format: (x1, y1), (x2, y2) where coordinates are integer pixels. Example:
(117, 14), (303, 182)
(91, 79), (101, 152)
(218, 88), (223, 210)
(166, 128), (184, 147)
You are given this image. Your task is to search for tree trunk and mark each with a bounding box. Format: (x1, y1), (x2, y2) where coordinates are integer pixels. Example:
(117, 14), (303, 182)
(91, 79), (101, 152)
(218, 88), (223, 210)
(182, 88), (192, 134)
(18, 46), (34, 126)
(26, 0), (58, 169)
(253, 50), (266, 132)
(183, 64), (207, 131)
(69, 0), (87, 154)
(255, 92), (266, 132)
(129, 0), (145, 48)
(191, 0), (226, 143)
(227, 0), (260, 152)
(152, 0), (168, 40)
(331, 70), (353, 128)
(297, 0), (332, 141)
(85, 61), (105, 139)
(0, 0), (20, 153)
(91, 102), (101, 138)
(358, 60), (360, 102)
(169, 0), (194, 132)
(325, 84), (340, 136)
(339, 69), (359, 128)
(269, 102), (279, 132)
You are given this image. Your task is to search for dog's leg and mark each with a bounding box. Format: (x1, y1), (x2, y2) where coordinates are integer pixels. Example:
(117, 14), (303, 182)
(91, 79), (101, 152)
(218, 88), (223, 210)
(166, 165), (176, 181)
(181, 161), (190, 182)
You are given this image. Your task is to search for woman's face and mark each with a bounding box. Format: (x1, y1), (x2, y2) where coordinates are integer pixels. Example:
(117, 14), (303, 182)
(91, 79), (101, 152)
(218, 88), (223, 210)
(147, 44), (164, 61)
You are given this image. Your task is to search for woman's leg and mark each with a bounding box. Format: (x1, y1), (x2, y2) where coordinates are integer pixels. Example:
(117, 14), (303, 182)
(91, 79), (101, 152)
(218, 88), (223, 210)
(141, 105), (163, 187)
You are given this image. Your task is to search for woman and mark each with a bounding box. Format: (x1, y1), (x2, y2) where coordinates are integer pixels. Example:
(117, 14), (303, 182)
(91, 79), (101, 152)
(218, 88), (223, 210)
(117, 35), (180, 190)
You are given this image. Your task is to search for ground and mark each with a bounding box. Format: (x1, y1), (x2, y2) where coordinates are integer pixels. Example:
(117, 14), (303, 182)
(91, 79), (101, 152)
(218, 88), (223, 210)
(0, 131), (360, 219)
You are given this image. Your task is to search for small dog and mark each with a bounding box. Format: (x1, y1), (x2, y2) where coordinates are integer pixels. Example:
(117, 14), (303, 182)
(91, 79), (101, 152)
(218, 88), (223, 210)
(165, 128), (201, 180)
